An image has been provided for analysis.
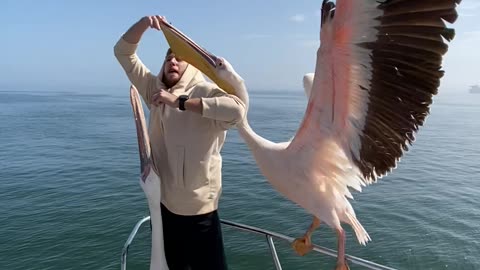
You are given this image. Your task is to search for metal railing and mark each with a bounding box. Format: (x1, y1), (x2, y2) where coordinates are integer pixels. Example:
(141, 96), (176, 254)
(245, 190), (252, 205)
(121, 216), (397, 270)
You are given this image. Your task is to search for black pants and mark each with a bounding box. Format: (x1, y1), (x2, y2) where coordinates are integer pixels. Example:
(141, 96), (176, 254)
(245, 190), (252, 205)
(161, 204), (228, 270)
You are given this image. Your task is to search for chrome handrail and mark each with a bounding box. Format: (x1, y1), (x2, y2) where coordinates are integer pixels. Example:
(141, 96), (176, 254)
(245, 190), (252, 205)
(121, 216), (397, 270)
(221, 219), (396, 270)
(266, 235), (282, 270)
(121, 216), (151, 270)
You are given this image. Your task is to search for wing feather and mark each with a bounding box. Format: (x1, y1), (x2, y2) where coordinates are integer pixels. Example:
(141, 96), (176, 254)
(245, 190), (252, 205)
(289, 0), (460, 183)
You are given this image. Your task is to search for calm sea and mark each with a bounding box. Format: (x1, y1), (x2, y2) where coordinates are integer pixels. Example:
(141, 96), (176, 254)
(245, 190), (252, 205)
(0, 89), (479, 270)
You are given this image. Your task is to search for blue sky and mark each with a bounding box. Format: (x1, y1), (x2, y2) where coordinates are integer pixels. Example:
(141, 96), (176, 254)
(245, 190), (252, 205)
(2, 0), (479, 92)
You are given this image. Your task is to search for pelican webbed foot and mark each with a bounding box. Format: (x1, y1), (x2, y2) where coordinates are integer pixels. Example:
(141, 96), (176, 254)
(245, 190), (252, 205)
(292, 235), (313, 256)
(291, 216), (321, 256)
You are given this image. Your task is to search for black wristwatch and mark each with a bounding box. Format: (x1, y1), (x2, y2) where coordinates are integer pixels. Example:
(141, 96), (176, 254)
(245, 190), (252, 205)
(178, 95), (189, 111)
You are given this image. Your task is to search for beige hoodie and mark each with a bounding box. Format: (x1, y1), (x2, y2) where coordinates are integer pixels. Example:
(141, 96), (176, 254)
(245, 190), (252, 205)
(114, 38), (245, 215)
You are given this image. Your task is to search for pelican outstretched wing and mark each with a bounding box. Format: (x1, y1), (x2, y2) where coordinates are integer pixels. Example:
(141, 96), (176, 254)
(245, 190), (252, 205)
(290, 0), (460, 183)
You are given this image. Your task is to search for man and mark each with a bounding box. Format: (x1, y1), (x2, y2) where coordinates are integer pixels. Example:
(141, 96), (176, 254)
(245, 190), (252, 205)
(114, 15), (245, 270)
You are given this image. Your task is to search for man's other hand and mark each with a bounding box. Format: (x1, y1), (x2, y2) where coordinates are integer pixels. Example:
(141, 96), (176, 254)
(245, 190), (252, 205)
(152, 89), (179, 108)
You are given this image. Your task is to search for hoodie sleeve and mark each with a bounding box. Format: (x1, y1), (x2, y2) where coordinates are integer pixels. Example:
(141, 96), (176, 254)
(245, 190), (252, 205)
(114, 37), (156, 105)
(201, 87), (246, 130)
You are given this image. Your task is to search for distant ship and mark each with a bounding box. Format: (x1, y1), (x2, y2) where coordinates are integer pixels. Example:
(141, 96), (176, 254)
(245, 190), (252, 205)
(469, 85), (480, 94)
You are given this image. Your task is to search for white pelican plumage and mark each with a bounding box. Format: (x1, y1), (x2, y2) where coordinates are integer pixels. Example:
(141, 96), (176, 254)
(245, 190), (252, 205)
(159, 1), (460, 268)
(129, 85), (169, 270)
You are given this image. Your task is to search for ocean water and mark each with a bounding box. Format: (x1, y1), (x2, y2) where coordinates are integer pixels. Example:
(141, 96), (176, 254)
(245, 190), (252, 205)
(0, 89), (479, 270)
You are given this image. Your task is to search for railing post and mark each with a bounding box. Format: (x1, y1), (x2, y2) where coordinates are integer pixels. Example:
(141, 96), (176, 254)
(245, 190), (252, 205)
(266, 235), (282, 270)
(121, 216), (151, 270)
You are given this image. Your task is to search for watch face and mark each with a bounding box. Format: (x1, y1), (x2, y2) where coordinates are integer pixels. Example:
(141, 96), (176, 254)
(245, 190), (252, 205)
(179, 95), (189, 111)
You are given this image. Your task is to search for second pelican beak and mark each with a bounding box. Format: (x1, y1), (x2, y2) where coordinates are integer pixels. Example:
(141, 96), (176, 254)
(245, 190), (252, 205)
(130, 85), (152, 181)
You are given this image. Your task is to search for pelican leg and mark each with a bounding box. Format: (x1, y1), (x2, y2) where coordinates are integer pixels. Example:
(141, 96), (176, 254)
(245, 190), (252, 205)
(291, 216), (321, 256)
(334, 228), (349, 270)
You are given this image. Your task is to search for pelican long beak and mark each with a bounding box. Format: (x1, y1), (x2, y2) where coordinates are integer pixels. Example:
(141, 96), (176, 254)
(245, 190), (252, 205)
(159, 19), (237, 95)
(129, 85), (151, 181)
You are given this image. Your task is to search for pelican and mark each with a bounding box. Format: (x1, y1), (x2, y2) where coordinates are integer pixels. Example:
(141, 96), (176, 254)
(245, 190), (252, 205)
(159, 1), (460, 269)
(129, 85), (169, 270)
